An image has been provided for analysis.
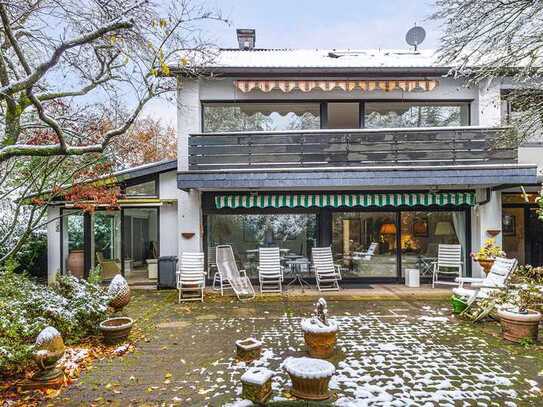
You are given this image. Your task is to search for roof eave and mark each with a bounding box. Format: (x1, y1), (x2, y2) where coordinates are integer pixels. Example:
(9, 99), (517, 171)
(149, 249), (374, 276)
(169, 66), (453, 78)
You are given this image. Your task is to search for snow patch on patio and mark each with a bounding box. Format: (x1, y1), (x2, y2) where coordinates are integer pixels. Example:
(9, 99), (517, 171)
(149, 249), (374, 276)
(176, 305), (535, 405)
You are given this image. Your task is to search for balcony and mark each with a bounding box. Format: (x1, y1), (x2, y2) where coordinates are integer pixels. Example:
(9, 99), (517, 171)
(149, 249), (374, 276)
(188, 126), (517, 171)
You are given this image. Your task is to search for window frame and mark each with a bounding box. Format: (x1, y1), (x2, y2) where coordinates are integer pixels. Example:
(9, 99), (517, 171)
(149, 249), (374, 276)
(122, 174), (159, 198)
(200, 99), (472, 132)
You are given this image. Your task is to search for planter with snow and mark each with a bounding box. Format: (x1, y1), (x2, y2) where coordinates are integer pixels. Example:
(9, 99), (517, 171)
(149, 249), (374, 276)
(497, 308), (541, 343)
(235, 337), (262, 361)
(283, 356), (335, 400)
(301, 298), (338, 358)
(302, 318), (338, 358)
(240, 367), (273, 404)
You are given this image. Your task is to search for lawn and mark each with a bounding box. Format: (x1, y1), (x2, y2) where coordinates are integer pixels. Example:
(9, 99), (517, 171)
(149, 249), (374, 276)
(51, 290), (543, 406)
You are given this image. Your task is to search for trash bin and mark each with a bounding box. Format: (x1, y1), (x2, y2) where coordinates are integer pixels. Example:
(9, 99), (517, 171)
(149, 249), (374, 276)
(158, 256), (178, 289)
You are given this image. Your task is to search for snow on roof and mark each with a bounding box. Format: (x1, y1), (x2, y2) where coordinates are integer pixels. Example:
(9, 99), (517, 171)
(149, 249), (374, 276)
(210, 48), (442, 69)
(170, 48), (447, 72)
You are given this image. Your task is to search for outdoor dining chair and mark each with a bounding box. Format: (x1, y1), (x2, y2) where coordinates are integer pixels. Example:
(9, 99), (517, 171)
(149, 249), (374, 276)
(432, 244), (463, 287)
(212, 245), (233, 295)
(176, 252), (205, 303)
(258, 247), (283, 293)
(216, 245), (255, 301)
(311, 246), (342, 292)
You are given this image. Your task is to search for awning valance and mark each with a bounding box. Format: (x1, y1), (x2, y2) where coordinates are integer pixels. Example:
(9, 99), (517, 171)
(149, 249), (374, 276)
(215, 192), (475, 209)
(234, 79), (439, 93)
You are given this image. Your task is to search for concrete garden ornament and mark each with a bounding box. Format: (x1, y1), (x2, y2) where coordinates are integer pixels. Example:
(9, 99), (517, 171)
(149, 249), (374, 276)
(108, 274), (131, 313)
(240, 367), (274, 404)
(301, 298), (338, 358)
(235, 337), (263, 361)
(25, 326), (65, 388)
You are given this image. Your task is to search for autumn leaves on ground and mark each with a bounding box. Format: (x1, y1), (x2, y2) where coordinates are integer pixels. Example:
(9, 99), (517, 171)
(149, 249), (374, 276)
(3, 290), (543, 406)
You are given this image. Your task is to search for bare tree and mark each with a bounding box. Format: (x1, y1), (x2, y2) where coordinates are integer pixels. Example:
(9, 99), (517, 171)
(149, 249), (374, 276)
(0, 0), (225, 262)
(432, 0), (543, 142)
(0, 0), (223, 161)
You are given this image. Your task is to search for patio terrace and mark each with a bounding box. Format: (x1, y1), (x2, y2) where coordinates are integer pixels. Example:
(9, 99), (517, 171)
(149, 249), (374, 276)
(54, 290), (543, 406)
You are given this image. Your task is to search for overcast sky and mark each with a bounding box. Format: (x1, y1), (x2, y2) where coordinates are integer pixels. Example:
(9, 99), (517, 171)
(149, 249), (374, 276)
(145, 0), (442, 125)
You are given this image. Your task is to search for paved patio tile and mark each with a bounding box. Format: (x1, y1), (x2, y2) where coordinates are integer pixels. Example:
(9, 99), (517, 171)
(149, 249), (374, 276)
(54, 290), (543, 406)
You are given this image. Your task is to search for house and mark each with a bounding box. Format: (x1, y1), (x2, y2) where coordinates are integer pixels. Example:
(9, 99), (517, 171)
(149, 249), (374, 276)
(45, 29), (542, 285)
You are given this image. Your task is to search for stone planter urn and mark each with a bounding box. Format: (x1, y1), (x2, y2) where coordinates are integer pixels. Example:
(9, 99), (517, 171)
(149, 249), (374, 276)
(99, 317), (134, 344)
(302, 298), (338, 358)
(283, 356), (335, 400)
(108, 274), (131, 313)
(241, 367), (273, 404)
(497, 308), (542, 343)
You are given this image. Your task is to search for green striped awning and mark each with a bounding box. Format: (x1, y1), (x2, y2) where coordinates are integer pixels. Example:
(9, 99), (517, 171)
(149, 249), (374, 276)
(215, 192), (476, 209)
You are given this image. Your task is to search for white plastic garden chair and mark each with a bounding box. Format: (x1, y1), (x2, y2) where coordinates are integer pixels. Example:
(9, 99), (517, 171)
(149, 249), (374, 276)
(258, 247), (283, 293)
(311, 247), (341, 292)
(432, 244), (463, 287)
(212, 245), (232, 295)
(207, 246), (217, 278)
(453, 257), (518, 304)
(216, 245), (255, 301)
(176, 252), (205, 303)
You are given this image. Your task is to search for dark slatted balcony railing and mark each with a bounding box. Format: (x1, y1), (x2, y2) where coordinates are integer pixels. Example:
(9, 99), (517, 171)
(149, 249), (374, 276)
(188, 127), (517, 170)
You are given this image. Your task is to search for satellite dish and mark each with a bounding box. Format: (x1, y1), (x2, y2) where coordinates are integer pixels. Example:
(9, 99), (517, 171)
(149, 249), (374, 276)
(405, 25), (426, 51)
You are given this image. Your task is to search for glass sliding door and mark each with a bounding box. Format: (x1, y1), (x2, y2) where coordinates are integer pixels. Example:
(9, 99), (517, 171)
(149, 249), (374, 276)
(62, 210), (86, 279)
(92, 211), (122, 280)
(400, 211), (466, 278)
(332, 212), (398, 278)
(206, 213), (318, 278)
(122, 208), (159, 282)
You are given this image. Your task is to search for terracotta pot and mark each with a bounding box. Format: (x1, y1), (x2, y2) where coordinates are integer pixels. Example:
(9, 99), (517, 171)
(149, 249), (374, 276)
(304, 331), (337, 359)
(497, 308), (541, 343)
(477, 258), (495, 275)
(67, 249), (85, 279)
(99, 317), (134, 345)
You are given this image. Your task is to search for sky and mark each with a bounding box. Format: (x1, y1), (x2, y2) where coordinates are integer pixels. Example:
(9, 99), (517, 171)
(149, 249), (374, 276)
(145, 0), (443, 125)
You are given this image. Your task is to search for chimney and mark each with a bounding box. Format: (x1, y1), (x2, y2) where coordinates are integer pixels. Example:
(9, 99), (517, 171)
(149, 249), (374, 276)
(236, 29), (256, 50)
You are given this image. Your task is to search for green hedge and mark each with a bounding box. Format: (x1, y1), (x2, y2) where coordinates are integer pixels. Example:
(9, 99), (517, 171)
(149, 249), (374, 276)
(0, 267), (110, 374)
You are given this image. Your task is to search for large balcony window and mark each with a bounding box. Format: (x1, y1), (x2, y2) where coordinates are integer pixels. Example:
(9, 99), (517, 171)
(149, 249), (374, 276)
(202, 102), (321, 132)
(364, 102), (469, 128)
(206, 213), (318, 278)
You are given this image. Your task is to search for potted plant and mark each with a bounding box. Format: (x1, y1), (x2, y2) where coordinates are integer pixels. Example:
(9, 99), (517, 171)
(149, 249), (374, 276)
(301, 298), (338, 358)
(471, 238), (505, 275)
(493, 266), (543, 343)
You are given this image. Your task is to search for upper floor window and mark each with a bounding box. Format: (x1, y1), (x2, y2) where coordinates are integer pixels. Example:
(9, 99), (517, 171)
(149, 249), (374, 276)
(364, 102), (469, 128)
(203, 102), (321, 132)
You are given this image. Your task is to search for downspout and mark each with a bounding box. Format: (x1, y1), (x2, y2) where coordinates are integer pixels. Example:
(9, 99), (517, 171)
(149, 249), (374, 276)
(477, 188), (492, 206)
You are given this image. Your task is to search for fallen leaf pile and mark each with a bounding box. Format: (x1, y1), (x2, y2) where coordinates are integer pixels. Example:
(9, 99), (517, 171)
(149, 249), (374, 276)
(0, 337), (136, 407)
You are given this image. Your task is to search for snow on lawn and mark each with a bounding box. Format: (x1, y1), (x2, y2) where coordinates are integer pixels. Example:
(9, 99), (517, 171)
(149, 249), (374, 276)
(186, 307), (535, 406)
